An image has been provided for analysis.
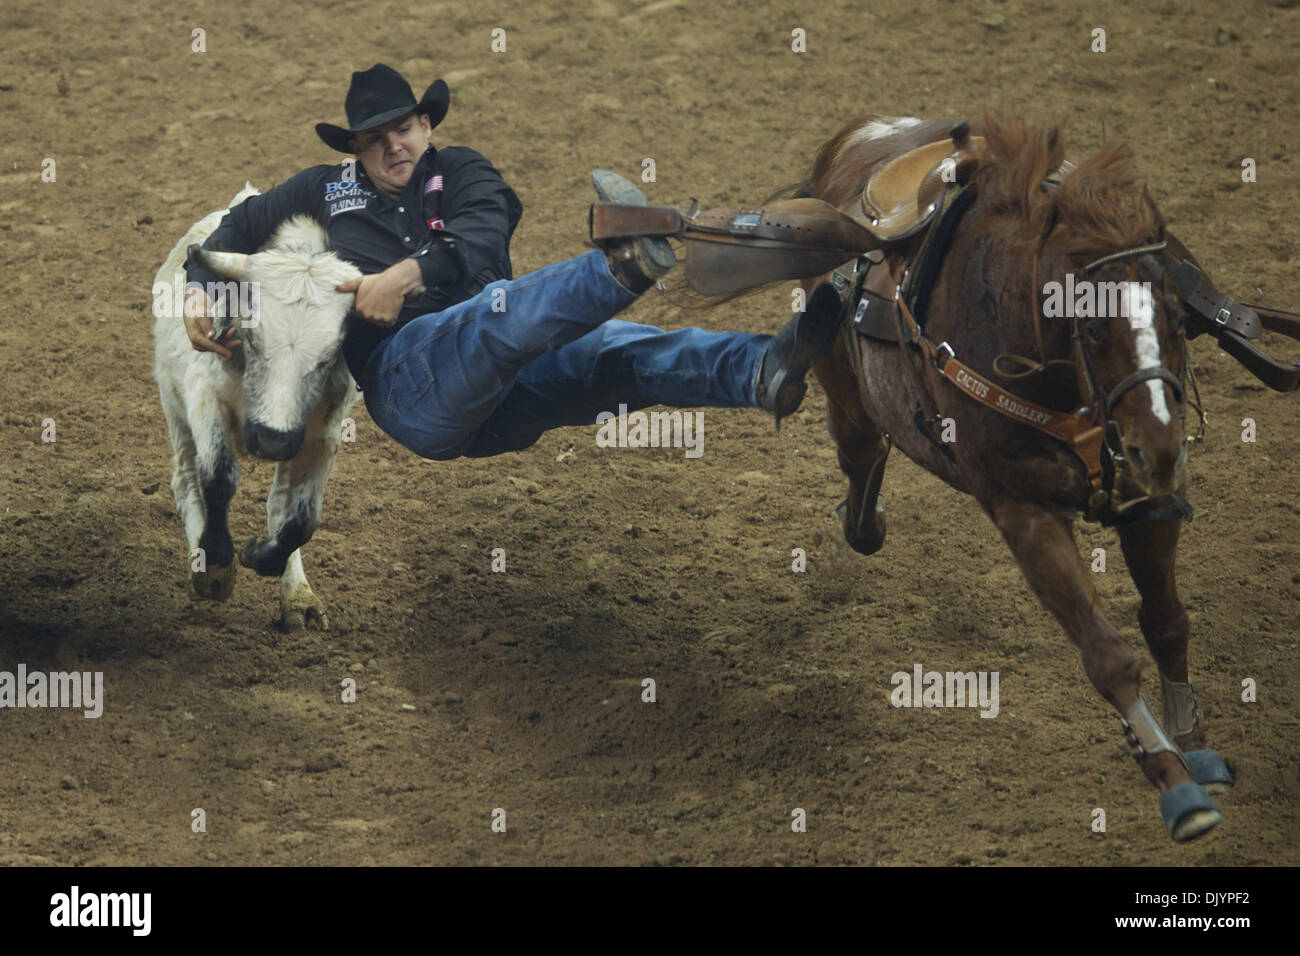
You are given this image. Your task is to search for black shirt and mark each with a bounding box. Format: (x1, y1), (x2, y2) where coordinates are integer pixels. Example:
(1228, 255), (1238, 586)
(185, 145), (523, 380)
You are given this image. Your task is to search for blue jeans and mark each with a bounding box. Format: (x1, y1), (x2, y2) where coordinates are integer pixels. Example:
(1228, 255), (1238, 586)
(359, 250), (770, 459)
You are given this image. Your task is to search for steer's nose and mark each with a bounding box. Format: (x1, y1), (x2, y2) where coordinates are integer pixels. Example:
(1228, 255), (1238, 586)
(244, 422), (304, 461)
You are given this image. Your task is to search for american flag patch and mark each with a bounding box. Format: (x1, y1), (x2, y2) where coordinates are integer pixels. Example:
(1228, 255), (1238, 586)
(424, 174), (444, 195)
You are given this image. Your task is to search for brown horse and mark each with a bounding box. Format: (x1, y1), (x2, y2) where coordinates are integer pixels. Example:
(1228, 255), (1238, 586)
(799, 114), (1232, 842)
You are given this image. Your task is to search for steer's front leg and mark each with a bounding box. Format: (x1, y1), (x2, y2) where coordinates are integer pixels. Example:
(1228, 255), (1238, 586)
(191, 421), (240, 601)
(240, 495), (316, 579)
(241, 419), (342, 630)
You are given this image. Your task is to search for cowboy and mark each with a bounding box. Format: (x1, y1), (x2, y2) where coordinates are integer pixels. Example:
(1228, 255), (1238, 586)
(183, 63), (839, 460)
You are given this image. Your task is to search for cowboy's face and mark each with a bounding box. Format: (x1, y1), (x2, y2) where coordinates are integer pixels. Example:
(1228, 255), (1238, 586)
(350, 112), (432, 197)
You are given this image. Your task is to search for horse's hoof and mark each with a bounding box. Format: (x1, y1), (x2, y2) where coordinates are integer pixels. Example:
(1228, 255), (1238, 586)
(1185, 750), (1234, 794)
(835, 497), (886, 556)
(1160, 781), (1223, 843)
(191, 563), (236, 601)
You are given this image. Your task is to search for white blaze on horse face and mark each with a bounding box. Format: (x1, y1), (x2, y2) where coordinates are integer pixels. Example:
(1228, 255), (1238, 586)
(1123, 281), (1172, 426)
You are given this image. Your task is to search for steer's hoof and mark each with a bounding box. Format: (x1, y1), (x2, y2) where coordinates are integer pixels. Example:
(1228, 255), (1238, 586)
(281, 589), (329, 632)
(1185, 749), (1234, 795)
(1160, 781), (1223, 843)
(240, 536), (288, 577)
(191, 562), (236, 601)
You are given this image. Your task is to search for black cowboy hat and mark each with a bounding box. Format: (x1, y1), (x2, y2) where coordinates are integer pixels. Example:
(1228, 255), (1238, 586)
(315, 63), (449, 153)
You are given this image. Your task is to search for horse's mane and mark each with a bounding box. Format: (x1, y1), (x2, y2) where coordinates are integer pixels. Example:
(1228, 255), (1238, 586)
(977, 114), (1164, 258)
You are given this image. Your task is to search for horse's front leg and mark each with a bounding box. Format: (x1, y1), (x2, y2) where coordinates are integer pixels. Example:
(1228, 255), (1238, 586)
(989, 499), (1221, 841)
(815, 331), (890, 555)
(1119, 514), (1234, 794)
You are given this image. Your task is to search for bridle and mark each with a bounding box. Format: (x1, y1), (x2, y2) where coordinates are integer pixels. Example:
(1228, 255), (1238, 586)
(888, 189), (1203, 523)
(1068, 239), (1199, 496)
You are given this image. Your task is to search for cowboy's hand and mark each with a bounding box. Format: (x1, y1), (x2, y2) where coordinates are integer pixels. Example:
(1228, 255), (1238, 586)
(338, 259), (424, 327)
(181, 286), (240, 357)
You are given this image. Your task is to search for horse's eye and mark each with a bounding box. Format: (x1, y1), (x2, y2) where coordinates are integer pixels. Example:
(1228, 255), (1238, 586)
(1084, 319), (1108, 344)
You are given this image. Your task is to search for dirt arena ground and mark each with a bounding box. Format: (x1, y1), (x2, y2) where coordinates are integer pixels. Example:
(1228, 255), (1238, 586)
(1, 0), (1297, 866)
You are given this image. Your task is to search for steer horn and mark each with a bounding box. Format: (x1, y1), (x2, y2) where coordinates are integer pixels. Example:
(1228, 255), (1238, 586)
(188, 244), (249, 280)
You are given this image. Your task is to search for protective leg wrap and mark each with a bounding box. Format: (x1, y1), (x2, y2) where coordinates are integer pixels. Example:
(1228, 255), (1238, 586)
(1160, 676), (1202, 740)
(1118, 696), (1190, 775)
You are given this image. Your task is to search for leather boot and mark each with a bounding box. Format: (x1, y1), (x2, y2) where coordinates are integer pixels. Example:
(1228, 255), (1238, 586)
(754, 283), (843, 425)
(589, 169), (675, 293)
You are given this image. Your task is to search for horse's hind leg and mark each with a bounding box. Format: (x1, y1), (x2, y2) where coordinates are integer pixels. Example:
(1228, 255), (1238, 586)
(990, 499), (1221, 841)
(815, 333), (890, 555)
(1119, 516), (1234, 794)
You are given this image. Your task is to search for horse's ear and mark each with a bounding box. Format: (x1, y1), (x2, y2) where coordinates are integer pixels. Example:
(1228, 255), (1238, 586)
(1045, 124), (1061, 160)
(1140, 184), (1166, 238)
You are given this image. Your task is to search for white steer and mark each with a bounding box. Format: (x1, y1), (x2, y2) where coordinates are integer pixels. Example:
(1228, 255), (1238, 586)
(153, 186), (360, 629)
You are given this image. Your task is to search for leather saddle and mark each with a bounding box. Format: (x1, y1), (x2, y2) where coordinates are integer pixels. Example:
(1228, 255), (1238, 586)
(590, 122), (983, 296)
(588, 124), (1300, 394)
(853, 125), (986, 241)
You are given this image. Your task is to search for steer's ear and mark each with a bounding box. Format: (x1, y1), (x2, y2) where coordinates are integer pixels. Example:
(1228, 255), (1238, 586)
(189, 244), (249, 280)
